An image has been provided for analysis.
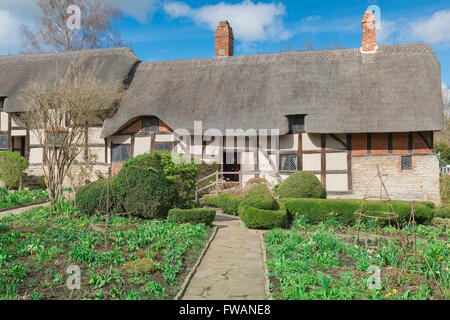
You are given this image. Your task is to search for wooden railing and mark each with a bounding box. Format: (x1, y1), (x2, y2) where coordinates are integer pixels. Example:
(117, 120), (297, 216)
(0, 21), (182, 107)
(194, 170), (286, 201)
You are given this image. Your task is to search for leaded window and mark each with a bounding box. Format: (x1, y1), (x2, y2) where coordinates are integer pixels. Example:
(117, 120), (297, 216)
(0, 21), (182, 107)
(0, 97), (5, 110)
(0, 135), (8, 150)
(155, 143), (172, 152)
(289, 115), (305, 132)
(112, 144), (130, 163)
(142, 117), (159, 133)
(402, 156), (412, 170)
(280, 154), (298, 171)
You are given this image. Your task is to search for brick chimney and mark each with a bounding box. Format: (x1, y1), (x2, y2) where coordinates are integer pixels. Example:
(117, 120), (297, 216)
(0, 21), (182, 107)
(361, 10), (376, 52)
(215, 20), (234, 57)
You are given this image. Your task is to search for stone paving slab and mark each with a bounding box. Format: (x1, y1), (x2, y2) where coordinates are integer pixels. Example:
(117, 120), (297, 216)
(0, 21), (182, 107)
(182, 211), (266, 300)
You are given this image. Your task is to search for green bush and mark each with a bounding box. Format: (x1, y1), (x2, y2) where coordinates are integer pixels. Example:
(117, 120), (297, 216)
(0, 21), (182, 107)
(238, 200), (288, 229)
(204, 195), (218, 207)
(217, 194), (241, 216)
(168, 208), (216, 225)
(282, 198), (434, 226)
(115, 164), (177, 219)
(434, 205), (450, 219)
(440, 175), (449, 205)
(435, 142), (450, 162)
(124, 152), (199, 209)
(0, 151), (29, 189)
(203, 194), (242, 216)
(276, 171), (326, 199)
(242, 185), (277, 210)
(75, 179), (119, 216)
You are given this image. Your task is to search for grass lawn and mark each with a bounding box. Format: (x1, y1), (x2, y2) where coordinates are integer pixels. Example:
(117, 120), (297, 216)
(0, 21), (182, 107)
(0, 188), (49, 211)
(264, 216), (449, 300)
(0, 201), (212, 300)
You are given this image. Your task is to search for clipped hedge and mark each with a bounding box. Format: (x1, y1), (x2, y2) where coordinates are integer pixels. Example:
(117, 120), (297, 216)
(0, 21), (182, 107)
(282, 198), (435, 226)
(204, 195), (219, 207)
(115, 164), (177, 219)
(242, 184), (277, 210)
(238, 200), (288, 229)
(276, 171), (326, 199)
(168, 208), (216, 225)
(434, 205), (450, 219)
(75, 178), (119, 216)
(203, 193), (242, 216)
(217, 194), (242, 216)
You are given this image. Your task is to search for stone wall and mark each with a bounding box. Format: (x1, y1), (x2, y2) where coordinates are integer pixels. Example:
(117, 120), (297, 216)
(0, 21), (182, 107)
(329, 154), (441, 205)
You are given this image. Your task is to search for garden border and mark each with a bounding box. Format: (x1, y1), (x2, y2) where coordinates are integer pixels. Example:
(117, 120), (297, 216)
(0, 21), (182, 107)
(0, 201), (49, 213)
(259, 231), (272, 300)
(175, 225), (218, 300)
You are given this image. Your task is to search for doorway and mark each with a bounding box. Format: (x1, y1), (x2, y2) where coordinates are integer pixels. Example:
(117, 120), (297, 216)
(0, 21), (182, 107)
(223, 152), (240, 182)
(12, 136), (25, 157)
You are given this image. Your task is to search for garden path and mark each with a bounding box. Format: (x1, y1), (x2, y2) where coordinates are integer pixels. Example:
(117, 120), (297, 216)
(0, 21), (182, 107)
(182, 210), (267, 300)
(0, 202), (51, 219)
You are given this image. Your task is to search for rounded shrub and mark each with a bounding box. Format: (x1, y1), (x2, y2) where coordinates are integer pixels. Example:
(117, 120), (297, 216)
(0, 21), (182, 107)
(168, 208), (216, 225)
(115, 164), (176, 219)
(75, 178), (119, 216)
(242, 185), (277, 210)
(238, 200), (288, 229)
(0, 151), (29, 189)
(217, 193), (241, 216)
(276, 171), (326, 199)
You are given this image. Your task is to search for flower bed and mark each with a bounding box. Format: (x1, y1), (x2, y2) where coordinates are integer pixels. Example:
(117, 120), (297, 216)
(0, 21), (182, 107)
(0, 188), (49, 211)
(0, 201), (212, 300)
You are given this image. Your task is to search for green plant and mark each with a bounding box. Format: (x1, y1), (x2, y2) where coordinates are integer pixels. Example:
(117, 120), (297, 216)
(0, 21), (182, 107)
(434, 205), (450, 218)
(115, 163), (176, 219)
(204, 195), (218, 207)
(435, 142), (450, 163)
(123, 152), (199, 209)
(242, 184), (278, 210)
(168, 208), (216, 225)
(276, 171), (326, 199)
(440, 175), (449, 205)
(282, 198), (434, 226)
(238, 201), (288, 229)
(217, 194), (241, 215)
(0, 151), (29, 189)
(75, 178), (119, 216)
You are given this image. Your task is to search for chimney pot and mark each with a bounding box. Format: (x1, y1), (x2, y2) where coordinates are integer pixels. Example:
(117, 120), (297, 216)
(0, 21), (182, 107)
(215, 20), (234, 57)
(361, 10), (376, 52)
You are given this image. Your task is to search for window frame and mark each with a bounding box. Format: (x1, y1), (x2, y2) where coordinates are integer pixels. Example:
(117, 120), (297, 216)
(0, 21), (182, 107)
(401, 155), (412, 170)
(142, 117), (159, 133)
(279, 153), (298, 172)
(0, 134), (8, 150)
(288, 115), (306, 133)
(111, 144), (131, 163)
(154, 142), (173, 152)
(0, 97), (5, 111)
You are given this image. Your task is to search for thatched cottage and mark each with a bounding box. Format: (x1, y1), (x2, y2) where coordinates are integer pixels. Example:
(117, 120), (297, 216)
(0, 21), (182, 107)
(0, 11), (444, 203)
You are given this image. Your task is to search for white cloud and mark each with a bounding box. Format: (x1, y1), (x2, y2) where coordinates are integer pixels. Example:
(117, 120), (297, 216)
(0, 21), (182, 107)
(376, 20), (396, 44)
(163, 0), (291, 42)
(410, 10), (450, 44)
(110, 0), (161, 24)
(0, 10), (24, 54)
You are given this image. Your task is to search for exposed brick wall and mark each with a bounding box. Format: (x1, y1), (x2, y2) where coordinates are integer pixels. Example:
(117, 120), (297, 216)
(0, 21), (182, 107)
(111, 163), (123, 177)
(352, 133), (367, 155)
(392, 133), (409, 154)
(215, 21), (234, 57)
(371, 133), (388, 154)
(362, 11), (376, 52)
(413, 132), (432, 154)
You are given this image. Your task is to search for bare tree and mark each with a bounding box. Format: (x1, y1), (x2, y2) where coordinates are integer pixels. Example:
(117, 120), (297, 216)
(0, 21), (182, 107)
(21, 0), (124, 53)
(19, 59), (125, 201)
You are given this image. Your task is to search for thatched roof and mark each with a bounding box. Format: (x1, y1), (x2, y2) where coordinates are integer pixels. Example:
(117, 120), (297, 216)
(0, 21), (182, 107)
(102, 43), (444, 137)
(0, 47), (139, 113)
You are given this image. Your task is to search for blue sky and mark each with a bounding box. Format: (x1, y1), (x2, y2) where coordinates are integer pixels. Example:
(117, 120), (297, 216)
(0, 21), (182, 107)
(0, 0), (449, 85)
(115, 0), (450, 85)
